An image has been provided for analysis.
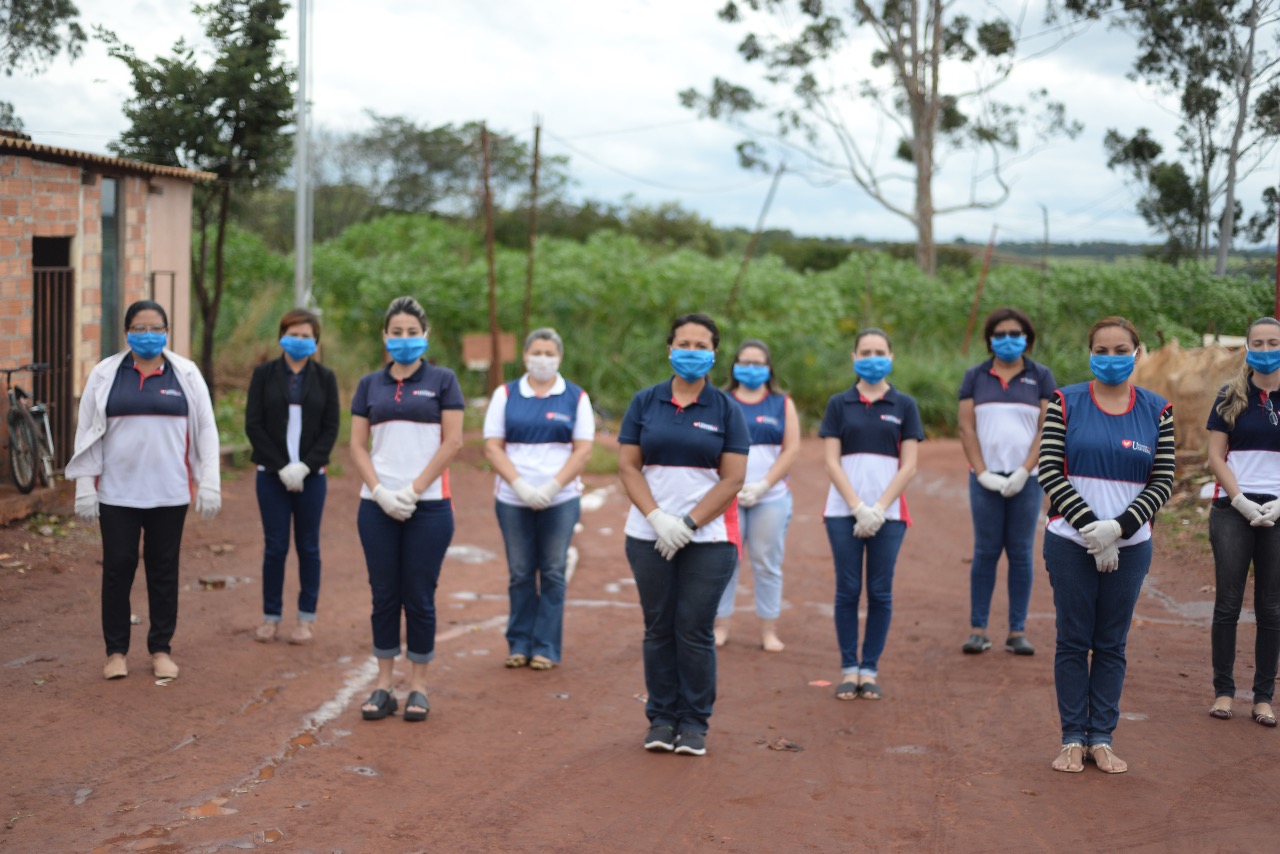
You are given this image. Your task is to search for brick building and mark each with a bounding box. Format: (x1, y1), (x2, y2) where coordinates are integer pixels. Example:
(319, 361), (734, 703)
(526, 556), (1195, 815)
(0, 131), (213, 475)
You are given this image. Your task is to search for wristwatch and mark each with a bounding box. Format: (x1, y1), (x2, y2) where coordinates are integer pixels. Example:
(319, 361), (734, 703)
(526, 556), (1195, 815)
(682, 514), (699, 531)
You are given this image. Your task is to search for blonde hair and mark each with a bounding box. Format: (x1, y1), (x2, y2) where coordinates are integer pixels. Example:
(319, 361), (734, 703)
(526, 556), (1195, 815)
(1215, 317), (1280, 429)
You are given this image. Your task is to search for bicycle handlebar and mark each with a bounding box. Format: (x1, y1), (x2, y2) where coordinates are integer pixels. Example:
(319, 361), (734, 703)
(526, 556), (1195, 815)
(1, 363), (49, 376)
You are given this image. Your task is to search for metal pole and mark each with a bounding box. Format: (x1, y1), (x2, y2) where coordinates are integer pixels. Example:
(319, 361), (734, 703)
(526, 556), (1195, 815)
(482, 124), (502, 393)
(293, 0), (311, 308)
(523, 117), (541, 345)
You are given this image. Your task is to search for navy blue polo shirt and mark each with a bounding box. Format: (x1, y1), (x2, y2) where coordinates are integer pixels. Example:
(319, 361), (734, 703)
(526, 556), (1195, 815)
(351, 361), (465, 500)
(958, 356), (1056, 473)
(1207, 380), (1280, 497)
(819, 384), (924, 520)
(100, 354), (191, 508)
(619, 378), (749, 543)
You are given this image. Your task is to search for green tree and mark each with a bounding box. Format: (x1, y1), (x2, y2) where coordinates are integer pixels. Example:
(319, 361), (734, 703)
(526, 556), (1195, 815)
(680, 1), (1081, 275)
(1102, 128), (1204, 264)
(1063, 1), (1280, 273)
(101, 0), (294, 387)
(1, 0), (85, 129)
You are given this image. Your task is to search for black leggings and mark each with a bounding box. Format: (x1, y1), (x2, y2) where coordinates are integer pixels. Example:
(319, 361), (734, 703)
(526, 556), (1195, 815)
(100, 503), (188, 656)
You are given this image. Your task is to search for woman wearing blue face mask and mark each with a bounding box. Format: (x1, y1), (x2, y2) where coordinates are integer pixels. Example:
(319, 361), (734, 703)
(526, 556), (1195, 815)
(1205, 316), (1280, 728)
(66, 300), (220, 682)
(821, 328), (923, 701)
(714, 339), (801, 653)
(350, 296), (465, 723)
(618, 312), (749, 756)
(1039, 316), (1174, 774)
(957, 308), (1056, 657)
(244, 308), (340, 645)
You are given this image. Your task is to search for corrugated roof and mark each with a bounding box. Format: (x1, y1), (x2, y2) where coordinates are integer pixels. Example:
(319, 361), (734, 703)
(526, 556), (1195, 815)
(0, 135), (217, 182)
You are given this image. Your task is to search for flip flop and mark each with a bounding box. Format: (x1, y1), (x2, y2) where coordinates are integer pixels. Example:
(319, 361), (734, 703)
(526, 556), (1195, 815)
(403, 690), (430, 722)
(361, 689), (397, 721)
(529, 656), (555, 671)
(835, 680), (859, 701)
(504, 654), (529, 668)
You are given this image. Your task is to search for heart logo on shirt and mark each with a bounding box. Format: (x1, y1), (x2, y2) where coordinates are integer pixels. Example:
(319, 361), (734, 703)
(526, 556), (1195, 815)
(1121, 439), (1133, 448)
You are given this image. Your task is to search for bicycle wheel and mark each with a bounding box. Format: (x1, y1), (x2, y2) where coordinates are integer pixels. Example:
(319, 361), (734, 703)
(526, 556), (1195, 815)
(8, 408), (39, 494)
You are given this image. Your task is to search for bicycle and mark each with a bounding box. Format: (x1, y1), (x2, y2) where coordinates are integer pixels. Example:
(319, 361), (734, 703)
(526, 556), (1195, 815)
(3, 363), (54, 494)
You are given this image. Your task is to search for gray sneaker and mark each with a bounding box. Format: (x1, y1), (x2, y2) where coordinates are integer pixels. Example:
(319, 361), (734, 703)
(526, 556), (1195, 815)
(644, 724), (676, 752)
(674, 730), (707, 756)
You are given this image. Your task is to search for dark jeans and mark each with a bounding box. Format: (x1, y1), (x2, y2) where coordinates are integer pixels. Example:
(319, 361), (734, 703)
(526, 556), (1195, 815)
(968, 472), (1042, 633)
(99, 503), (188, 656)
(1209, 504), (1280, 704)
(1044, 531), (1152, 746)
(626, 537), (737, 735)
(495, 498), (580, 662)
(356, 498), (454, 664)
(825, 516), (907, 676)
(256, 470), (327, 621)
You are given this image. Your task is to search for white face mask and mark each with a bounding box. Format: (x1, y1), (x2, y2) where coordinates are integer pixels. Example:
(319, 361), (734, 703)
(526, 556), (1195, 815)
(525, 354), (560, 382)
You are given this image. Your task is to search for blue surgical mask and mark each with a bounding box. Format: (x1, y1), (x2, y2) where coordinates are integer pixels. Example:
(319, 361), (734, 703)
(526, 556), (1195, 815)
(991, 335), (1027, 363)
(1090, 354), (1135, 386)
(280, 336), (317, 360)
(854, 356), (893, 384)
(127, 332), (167, 360)
(670, 348), (715, 382)
(733, 364), (770, 390)
(1247, 349), (1280, 375)
(386, 336), (428, 365)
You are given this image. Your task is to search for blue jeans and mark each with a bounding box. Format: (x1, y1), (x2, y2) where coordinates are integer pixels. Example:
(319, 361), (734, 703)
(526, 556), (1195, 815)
(968, 472), (1042, 633)
(1044, 532), (1152, 746)
(356, 498), (454, 664)
(717, 492), (791, 620)
(256, 469), (327, 621)
(825, 517), (907, 677)
(626, 537), (737, 734)
(1209, 503), (1280, 703)
(496, 498), (580, 662)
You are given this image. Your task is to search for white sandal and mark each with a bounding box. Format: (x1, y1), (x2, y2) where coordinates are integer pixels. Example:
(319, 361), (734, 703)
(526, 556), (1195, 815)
(1086, 743), (1127, 774)
(1052, 742), (1084, 773)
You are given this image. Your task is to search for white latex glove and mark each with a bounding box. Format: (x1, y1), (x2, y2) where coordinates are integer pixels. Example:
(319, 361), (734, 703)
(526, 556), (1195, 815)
(1000, 468), (1030, 498)
(372, 484), (415, 521)
(1232, 494), (1267, 525)
(512, 477), (548, 509)
(852, 502), (886, 539)
(533, 479), (562, 507)
(1094, 542), (1120, 573)
(1258, 499), (1280, 526)
(1080, 519), (1122, 554)
(738, 480), (769, 508)
(976, 471), (1008, 493)
(195, 485), (222, 520)
(647, 509), (694, 558)
(75, 479), (99, 523)
(394, 484), (420, 510)
(278, 462), (310, 492)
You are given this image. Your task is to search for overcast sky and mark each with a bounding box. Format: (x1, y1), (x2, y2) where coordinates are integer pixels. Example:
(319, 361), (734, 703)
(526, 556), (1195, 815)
(6, 0), (1279, 246)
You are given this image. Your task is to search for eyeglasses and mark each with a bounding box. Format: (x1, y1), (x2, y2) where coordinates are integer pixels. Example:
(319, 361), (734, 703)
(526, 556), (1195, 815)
(128, 325), (167, 334)
(1265, 397), (1278, 427)
(991, 330), (1025, 340)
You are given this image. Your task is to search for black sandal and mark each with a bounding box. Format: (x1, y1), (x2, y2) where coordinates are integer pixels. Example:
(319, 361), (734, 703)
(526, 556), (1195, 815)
(835, 680), (859, 701)
(858, 681), (882, 700)
(404, 690), (430, 722)
(361, 689), (397, 721)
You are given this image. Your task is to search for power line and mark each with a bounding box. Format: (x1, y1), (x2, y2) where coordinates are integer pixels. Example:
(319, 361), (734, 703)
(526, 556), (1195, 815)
(543, 130), (771, 194)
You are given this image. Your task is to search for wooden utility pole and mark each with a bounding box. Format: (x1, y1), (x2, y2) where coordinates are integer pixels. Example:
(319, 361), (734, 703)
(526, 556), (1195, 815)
(1038, 204), (1048, 338)
(726, 163), (785, 318)
(482, 124), (502, 393)
(962, 225), (998, 355)
(523, 117), (541, 345)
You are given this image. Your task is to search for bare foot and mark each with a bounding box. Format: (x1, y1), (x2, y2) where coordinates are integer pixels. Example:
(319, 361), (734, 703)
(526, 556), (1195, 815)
(761, 630), (785, 652)
(1087, 743), (1127, 773)
(103, 654), (128, 680)
(254, 622), (278, 643)
(288, 622), (314, 645)
(1052, 743), (1084, 773)
(713, 623), (729, 648)
(151, 652), (179, 680)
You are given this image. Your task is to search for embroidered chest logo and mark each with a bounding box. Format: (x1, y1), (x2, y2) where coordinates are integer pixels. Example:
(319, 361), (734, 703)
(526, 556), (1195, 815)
(880, 414), (902, 425)
(544, 412), (572, 423)
(1019, 377), (1038, 386)
(1120, 438), (1152, 454)
(755, 415), (780, 426)
(692, 421), (722, 432)
(158, 388), (183, 397)
(412, 389), (437, 398)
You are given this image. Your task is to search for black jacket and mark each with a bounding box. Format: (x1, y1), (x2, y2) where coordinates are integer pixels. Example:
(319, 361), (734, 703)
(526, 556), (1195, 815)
(245, 356), (340, 473)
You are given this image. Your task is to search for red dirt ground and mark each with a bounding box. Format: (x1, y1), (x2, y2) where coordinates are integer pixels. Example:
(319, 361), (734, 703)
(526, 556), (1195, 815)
(0, 436), (1272, 853)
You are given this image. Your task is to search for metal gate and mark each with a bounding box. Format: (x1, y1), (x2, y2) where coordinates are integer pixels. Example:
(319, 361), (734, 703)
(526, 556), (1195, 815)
(32, 267), (74, 470)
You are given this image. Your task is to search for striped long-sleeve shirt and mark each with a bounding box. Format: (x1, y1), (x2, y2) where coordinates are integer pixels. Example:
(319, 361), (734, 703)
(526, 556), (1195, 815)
(1038, 382), (1175, 548)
